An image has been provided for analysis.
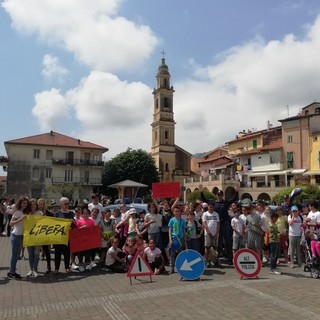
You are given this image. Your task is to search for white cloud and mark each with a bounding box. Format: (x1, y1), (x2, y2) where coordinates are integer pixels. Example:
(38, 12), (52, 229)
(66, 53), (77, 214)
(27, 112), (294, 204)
(32, 71), (153, 157)
(32, 88), (69, 131)
(6, 1), (320, 159)
(42, 54), (68, 80)
(2, 0), (158, 72)
(173, 16), (320, 153)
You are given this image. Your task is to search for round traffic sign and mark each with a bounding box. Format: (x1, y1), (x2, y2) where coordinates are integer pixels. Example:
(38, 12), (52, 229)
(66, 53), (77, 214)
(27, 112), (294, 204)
(176, 249), (205, 280)
(233, 248), (261, 278)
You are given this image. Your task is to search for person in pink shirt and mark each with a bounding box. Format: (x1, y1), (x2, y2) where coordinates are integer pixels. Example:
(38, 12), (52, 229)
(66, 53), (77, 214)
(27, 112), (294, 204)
(76, 207), (95, 271)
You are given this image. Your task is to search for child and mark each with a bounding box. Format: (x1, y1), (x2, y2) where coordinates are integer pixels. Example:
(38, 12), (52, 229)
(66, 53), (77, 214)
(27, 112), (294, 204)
(144, 239), (164, 275)
(231, 208), (245, 258)
(186, 212), (203, 251)
(268, 212), (281, 275)
(122, 237), (137, 268)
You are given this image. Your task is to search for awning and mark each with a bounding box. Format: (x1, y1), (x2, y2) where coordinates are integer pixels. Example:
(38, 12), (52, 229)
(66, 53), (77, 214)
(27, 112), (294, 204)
(303, 170), (320, 176)
(244, 169), (292, 177)
(291, 169), (307, 174)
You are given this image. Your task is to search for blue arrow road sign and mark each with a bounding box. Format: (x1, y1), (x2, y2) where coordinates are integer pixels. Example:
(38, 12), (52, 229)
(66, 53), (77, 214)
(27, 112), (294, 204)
(176, 249), (205, 280)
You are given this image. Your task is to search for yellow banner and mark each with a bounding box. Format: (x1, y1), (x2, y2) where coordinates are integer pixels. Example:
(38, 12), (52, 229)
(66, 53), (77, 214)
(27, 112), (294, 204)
(23, 216), (72, 247)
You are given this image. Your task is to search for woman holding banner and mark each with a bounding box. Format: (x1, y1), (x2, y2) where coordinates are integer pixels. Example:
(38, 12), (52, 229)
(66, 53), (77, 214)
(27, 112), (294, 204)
(38, 198), (53, 273)
(7, 196), (29, 279)
(26, 198), (43, 278)
(53, 197), (74, 274)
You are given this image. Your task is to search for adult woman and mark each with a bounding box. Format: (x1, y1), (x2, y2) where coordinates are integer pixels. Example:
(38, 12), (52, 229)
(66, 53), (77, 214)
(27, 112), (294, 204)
(37, 198), (53, 273)
(53, 197), (74, 274)
(26, 199), (43, 277)
(7, 196), (29, 279)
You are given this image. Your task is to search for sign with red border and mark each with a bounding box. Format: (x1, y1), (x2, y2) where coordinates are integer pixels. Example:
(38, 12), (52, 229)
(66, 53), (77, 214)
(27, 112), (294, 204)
(127, 251), (153, 284)
(152, 182), (180, 198)
(233, 248), (261, 279)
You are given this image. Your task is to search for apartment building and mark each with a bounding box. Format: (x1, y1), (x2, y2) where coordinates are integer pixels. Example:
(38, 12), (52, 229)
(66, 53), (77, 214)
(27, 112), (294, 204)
(3, 131), (108, 201)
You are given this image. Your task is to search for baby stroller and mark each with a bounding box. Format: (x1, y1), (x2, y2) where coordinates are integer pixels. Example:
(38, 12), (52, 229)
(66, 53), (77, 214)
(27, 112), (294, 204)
(302, 231), (320, 278)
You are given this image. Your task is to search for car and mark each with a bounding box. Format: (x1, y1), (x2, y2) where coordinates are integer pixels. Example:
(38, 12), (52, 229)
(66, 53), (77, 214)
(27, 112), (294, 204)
(103, 203), (148, 214)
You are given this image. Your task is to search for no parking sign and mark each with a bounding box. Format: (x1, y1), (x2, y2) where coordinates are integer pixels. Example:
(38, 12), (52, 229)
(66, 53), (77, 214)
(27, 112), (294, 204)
(233, 248), (261, 279)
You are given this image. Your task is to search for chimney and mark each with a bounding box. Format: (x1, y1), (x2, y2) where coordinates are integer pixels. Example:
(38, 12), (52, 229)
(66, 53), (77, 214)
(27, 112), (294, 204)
(78, 139), (81, 145)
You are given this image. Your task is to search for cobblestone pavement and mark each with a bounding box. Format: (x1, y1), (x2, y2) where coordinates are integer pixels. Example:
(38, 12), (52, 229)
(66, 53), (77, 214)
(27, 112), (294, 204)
(1, 236), (320, 320)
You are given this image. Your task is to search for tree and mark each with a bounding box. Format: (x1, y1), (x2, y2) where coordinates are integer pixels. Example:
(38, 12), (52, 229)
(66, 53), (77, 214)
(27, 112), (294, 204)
(100, 148), (159, 200)
(187, 189), (216, 203)
(272, 185), (320, 205)
(46, 183), (76, 202)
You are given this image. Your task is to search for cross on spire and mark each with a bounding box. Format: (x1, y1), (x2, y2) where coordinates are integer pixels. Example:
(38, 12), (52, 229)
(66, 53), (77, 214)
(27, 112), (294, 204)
(161, 50), (166, 59)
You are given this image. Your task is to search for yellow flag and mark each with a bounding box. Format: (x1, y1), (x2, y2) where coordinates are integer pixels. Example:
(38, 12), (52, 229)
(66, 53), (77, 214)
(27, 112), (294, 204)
(23, 216), (72, 247)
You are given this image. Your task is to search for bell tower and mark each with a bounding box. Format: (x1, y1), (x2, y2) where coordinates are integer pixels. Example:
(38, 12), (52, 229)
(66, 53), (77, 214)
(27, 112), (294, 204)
(151, 54), (176, 182)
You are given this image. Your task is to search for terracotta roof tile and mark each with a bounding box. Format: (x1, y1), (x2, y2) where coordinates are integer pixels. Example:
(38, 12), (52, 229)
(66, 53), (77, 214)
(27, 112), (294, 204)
(5, 131), (108, 152)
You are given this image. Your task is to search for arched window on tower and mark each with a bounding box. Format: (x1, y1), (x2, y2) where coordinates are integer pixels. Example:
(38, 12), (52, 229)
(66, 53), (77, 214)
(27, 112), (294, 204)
(164, 78), (167, 88)
(155, 98), (159, 109)
(165, 163), (169, 172)
(164, 97), (169, 110)
(165, 130), (169, 140)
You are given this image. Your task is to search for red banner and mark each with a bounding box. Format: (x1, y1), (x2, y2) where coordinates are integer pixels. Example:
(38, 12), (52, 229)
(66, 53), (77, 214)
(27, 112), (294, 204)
(69, 225), (101, 253)
(152, 182), (180, 198)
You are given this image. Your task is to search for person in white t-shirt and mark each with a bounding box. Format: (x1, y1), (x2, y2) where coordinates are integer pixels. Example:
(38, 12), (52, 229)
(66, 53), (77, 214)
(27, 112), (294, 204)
(7, 197), (29, 279)
(231, 208), (245, 257)
(306, 201), (320, 231)
(202, 203), (220, 267)
(288, 205), (303, 267)
(88, 193), (103, 222)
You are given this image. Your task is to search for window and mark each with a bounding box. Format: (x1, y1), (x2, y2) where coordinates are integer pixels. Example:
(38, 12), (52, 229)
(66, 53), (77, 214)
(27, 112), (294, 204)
(165, 130), (169, 140)
(32, 167), (40, 179)
(252, 140), (257, 149)
(64, 169), (73, 182)
(287, 152), (294, 169)
(165, 163), (169, 172)
(287, 135), (293, 143)
(66, 151), (74, 165)
(33, 149), (40, 159)
(46, 150), (53, 160)
(84, 171), (89, 183)
(315, 108), (320, 114)
(46, 168), (52, 178)
(155, 131), (158, 143)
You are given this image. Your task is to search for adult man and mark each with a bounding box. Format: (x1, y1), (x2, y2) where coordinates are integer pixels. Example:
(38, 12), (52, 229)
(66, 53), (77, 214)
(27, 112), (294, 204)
(202, 203), (220, 268)
(199, 184), (238, 265)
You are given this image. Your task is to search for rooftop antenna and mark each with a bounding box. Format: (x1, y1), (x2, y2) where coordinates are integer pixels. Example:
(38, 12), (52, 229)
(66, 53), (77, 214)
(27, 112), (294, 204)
(286, 105), (289, 117)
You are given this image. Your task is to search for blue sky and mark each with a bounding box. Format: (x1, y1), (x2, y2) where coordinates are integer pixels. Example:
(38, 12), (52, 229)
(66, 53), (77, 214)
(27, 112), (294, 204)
(1, 0), (320, 174)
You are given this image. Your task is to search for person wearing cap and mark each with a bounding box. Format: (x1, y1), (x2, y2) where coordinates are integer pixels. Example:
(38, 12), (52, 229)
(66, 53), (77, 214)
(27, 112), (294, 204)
(287, 205), (303, 268)
(199, 184), (239, 265)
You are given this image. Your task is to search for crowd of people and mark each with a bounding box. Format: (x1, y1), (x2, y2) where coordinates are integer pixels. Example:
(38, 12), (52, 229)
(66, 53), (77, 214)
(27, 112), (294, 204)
(1, 188), (320, 280)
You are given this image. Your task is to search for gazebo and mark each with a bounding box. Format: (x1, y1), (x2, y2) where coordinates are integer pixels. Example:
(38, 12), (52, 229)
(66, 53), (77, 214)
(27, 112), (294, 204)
(108, 179), (148, 203)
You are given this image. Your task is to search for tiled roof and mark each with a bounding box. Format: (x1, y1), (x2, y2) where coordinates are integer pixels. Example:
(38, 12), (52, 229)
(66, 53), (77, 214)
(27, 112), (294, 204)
(5, 131), (108, 152)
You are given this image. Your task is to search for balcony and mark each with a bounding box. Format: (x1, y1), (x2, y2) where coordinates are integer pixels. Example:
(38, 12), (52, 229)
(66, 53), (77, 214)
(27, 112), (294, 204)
(51, 177), (102, 185)
(52, 158), (104, 167)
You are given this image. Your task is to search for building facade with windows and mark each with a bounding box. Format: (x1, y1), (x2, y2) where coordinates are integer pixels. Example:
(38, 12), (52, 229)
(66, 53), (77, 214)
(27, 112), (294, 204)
(4, 131), (108, 201)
